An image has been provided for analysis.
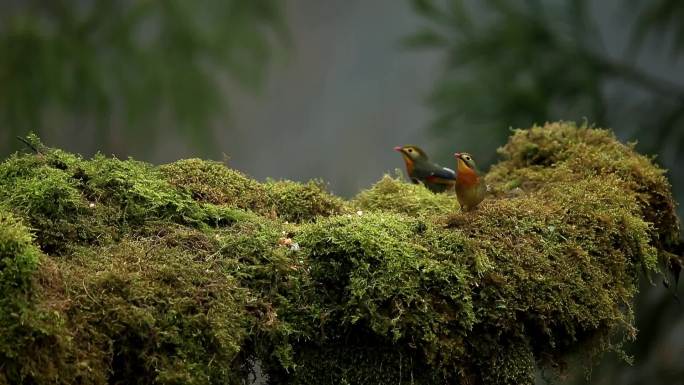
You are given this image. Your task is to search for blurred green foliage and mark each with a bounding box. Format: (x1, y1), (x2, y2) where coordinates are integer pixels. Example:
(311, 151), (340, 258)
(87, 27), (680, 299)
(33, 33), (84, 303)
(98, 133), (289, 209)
(0, 0), (286, 152)
(633, 0), (684, 56)
(407, 0), (684, 166)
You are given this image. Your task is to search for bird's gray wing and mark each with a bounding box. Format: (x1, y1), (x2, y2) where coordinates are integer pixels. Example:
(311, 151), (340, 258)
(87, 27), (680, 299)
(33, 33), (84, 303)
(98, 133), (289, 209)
(431, 166), (456, 180)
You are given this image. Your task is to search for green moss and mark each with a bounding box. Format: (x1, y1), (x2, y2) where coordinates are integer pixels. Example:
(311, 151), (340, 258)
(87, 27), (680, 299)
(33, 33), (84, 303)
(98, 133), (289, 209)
(51, 228), (252, 385)
(263, 179), (347, 222)
(1, 124), (681, 385)
(477, 340), (536, 385)
(0, 210), (40, 332)
(490, 122), (679, 248)
(297, 212), (474, 341)
(353, 173), (459, 216)
(0, 150), (213, 253)
(0, 210), (68, 384)
(160, 158), (270, 211)
(0, 153), (104, 253)
(284, 213), (476, 381)
(161, 159), (346, 222)
(80, 154), (206, 227)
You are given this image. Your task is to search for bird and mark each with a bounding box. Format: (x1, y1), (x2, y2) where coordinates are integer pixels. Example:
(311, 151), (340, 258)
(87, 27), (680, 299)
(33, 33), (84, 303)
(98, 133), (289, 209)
(394, 145), (456, 193)
(454, 152), (486, 211)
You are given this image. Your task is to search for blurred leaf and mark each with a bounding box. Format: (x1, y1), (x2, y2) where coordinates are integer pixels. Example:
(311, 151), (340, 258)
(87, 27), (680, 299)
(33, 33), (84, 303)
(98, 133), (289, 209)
(631, 0), (684, 57)
(402, 28), (449, 48)
(411, 0), (446, 20)
(0, 0), (288, 154)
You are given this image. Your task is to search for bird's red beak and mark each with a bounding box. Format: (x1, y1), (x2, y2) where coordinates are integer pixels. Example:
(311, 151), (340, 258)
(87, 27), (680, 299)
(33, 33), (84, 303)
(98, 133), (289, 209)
(454, 152), (461, 158)
(394, 146), (402, 152)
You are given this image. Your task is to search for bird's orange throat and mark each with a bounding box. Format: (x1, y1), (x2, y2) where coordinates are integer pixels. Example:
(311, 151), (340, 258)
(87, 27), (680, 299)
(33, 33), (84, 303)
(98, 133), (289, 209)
(401, 156), (415, 176)
(456, 159), (479, 187)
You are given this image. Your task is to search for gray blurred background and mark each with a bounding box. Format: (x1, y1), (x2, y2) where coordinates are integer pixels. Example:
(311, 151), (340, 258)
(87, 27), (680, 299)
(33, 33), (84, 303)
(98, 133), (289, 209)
(1, 0), (683, 383)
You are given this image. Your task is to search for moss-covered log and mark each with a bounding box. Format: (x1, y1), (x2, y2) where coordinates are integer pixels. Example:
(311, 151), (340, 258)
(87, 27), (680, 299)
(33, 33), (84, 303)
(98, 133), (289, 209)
(0, 123), (681, 385)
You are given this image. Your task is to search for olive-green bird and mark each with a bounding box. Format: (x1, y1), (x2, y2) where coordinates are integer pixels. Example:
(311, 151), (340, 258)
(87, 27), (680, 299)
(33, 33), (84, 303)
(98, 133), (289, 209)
(394, 145), (456, 193)
(454, 152), (486, 210)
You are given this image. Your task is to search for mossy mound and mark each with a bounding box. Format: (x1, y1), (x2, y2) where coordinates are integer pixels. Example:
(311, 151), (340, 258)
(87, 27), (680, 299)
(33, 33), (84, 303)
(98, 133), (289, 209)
(262, 179), (347, 223)
(161, 158), (347, 222)
(353, 173), (459, 216)
(52, 229), (251, 384)
(0, 209), (66, 383)
(160, 158), (270, 210)
(0, 123), (681, 385)
(488, 122), (679, 249)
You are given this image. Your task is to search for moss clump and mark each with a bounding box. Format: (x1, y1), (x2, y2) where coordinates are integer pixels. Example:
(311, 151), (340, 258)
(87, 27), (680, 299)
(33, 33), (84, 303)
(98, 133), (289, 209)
(440, 178), (651, 381)
(353, 173), (459, 216)
(49, 228), (251, 385)
(0, 148), (214, 254)
(297, 213), (475, 341)
(79, 155), (207, 228)
(0, 153), (106, 253)
(476, 340), (536, 385)
(160, 158), (270, 211)
(0, 210), (67, 383)
(1, 123), (681, 385)
(263, 179), (346, 222)
(0, 210), (40, 366)
(276, 213), (475, 383)
(161, 159), (346, 222)
(489, 122), (679, 249)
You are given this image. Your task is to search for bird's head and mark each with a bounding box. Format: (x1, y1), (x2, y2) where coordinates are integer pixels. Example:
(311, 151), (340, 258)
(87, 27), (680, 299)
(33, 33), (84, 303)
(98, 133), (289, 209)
(454, 152), (478, 173)
(394, 145), (429, 161)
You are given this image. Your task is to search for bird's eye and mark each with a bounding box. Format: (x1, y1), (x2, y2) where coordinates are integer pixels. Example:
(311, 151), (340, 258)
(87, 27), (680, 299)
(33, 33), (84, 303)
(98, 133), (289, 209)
(407, 149), (413, 153)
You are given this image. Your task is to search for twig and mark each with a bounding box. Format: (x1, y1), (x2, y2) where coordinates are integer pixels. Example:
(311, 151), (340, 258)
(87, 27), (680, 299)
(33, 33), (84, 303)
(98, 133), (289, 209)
(589, 51), (684, 103)
(15, 136), (41, 154)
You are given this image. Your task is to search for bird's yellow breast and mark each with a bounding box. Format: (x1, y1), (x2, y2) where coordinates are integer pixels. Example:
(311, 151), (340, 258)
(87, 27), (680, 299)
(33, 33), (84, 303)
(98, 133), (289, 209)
(456, 159), (479, 187)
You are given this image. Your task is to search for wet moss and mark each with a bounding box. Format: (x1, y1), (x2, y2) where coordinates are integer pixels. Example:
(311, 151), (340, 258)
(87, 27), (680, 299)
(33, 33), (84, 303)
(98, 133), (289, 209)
(0, 148), (211, 254)
(50, 228), (252, 385)
(1, 123), (681, 385)
(160, 158), (270, 211)
(353, 173), (459, 216)
(161, 159), (346, 222)
(489, 122), (679, 249)
(277, 213), (476, 383)
(79, 155), (206, 228)
(0, 210), (40, 359)
(0, 210), (68, 383)
(263, 179), (347, 222)
(0, 153), (105, 253)
(477, 340), (536, 385)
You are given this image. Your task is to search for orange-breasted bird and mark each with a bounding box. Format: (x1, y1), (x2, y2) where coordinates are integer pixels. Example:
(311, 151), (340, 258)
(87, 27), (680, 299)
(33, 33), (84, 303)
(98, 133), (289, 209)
(454, 152), (486, 210)
(394, 145), (456, 193)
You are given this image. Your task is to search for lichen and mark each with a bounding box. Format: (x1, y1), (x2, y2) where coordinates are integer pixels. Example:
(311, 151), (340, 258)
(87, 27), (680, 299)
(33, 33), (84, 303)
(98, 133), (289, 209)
(0, 123), (681, 385)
